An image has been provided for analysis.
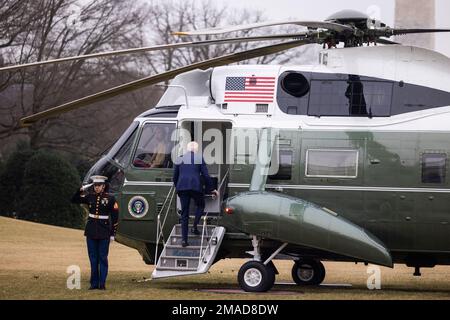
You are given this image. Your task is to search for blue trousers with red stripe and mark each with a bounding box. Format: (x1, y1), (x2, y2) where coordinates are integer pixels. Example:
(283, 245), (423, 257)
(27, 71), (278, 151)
(86, 238), (110, 288)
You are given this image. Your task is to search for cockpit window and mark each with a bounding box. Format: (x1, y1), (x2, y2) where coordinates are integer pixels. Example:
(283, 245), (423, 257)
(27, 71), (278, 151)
(82, 122), (139, 192)
(107, 121), (139, 164)
(114, 127), (138, 167)
(132, 123), (177, 169)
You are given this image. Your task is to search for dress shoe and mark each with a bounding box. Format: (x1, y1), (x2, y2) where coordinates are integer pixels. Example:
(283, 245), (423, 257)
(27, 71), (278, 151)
(181, 241), (189, 247)
(88, 286), (98, 290)
(98, 285), (106, 290)
(191, 228), (200, 235)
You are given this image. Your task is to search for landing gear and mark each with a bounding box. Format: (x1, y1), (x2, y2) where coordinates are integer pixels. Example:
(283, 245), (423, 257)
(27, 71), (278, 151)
(238, 261), (275, 292)
(237, 236), (287, 292)
(291, 258), (326, 286)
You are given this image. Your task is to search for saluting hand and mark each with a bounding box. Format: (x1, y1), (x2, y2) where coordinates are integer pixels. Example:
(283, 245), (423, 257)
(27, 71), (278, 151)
(80, 183), (93, 192)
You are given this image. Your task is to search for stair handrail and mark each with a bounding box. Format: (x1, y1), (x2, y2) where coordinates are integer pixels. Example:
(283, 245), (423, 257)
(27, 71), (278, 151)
(198, 210), (211, 267)
(160, 186), (176, 236)
(218, 169), (229, 191)
(154, 186), (176, 266)
(196, 171), (228, 266)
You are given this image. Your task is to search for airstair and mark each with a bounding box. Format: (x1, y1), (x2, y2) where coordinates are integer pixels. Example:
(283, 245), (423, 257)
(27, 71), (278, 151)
(152, 222), (225, 279)
(151, 174), (228, 279)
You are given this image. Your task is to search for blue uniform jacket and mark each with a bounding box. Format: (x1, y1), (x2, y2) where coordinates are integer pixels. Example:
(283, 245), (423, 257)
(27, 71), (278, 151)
(71, 190), (119, 240)
(173, 152), (213, 194)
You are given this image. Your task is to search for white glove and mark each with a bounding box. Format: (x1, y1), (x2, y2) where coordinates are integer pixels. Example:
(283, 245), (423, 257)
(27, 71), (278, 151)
(110, 236), (115, 242)
(81, 183), (93, 192)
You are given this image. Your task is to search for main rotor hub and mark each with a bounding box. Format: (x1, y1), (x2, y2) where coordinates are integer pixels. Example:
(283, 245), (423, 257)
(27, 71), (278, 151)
(325, 9), (370, 26)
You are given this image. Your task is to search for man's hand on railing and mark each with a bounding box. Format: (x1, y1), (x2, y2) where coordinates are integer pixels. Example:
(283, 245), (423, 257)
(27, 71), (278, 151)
(211, 189), (219, 200)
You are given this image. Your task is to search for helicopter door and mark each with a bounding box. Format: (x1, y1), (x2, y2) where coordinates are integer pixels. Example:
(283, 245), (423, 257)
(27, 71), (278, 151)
(176, 120), (232, 216)
(121, 121), (177, 238)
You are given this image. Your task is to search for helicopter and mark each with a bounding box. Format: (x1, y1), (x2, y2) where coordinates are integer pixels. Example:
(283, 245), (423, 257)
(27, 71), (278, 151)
(2, 9), (450, 292)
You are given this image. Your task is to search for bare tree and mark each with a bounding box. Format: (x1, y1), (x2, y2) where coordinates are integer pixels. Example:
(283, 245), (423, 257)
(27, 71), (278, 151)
(0, 0), (153, 160)
(0, 0), (316, 161)
(142, 0), (301, 75)
(0, 1), (44, 50)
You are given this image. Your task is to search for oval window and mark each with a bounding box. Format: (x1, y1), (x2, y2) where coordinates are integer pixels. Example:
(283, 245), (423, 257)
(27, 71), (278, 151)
(281, 72), (310, 97)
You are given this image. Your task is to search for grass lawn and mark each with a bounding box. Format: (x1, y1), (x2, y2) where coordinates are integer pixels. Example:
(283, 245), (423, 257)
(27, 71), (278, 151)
(1, 216), (450, 300)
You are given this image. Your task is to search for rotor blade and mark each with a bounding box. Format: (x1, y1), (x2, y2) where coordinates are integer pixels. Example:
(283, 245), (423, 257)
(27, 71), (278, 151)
(0, 33), (310, 73)
(391, 28), (450, 36)
(173, 20), (353, 36)
(20, 39), (312, 126)
(377, 38), (400, 45)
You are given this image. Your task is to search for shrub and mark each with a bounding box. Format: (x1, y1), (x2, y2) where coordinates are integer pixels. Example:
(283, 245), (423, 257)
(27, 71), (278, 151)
(17, 150), (84, 229)
(0, 147), (38, 216)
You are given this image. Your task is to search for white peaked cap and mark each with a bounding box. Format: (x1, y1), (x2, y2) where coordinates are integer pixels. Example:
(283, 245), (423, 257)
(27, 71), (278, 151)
(90, 175), (108, 184)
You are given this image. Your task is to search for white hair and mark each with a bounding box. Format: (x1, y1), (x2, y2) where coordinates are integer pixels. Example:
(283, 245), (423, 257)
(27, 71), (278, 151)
(187, 141), (199, 152)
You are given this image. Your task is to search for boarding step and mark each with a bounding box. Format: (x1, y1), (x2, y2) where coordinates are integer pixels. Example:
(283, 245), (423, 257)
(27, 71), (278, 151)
(158, 256), (201, 270)
(164, 245), (206, 258)
(174, 224), (216, 236)
(152, 224), (226, 280)
(169, 235), (211, 247)
(185, 216), (219, 226)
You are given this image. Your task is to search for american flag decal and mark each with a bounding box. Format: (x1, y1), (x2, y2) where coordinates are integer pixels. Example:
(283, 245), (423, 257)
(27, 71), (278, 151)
(224, 76), (275, 103)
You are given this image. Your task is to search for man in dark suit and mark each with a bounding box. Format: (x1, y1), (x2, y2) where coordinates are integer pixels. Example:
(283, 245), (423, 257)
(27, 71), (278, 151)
(173, 141), (218, 247)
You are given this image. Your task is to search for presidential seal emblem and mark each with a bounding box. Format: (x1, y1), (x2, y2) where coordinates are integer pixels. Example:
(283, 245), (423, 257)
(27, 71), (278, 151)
(128, 196), (149, 218)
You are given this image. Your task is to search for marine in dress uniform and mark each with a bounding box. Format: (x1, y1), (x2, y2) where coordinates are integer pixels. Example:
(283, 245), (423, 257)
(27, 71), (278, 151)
(173, 142), (218, 247)
(71, 175), (118, 290)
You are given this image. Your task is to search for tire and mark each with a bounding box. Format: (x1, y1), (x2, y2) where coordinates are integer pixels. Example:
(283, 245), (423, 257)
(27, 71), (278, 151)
(316, 260), (326, 284)
(266, 260), (279, 275)
(291, 259), (326, 286)
(238, 261), (276, 292)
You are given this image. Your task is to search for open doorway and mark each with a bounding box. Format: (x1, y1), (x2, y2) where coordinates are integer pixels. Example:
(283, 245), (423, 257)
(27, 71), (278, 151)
(177, 120), (232, 215)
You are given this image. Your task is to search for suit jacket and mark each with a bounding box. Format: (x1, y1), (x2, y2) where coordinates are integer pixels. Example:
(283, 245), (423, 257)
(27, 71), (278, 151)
(173, 152), (213, 194)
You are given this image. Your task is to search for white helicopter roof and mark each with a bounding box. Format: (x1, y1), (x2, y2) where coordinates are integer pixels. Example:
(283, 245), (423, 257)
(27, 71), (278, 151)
(317, 45), (450, 93)
(135, 45), (450, 132)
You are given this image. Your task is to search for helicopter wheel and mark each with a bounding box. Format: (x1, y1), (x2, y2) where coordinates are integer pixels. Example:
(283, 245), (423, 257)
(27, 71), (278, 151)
(291, 258), (326, 286)
(238, 261), (275, 292)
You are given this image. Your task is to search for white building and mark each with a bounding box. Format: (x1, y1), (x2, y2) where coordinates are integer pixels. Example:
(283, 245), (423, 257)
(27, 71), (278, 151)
(395, 0), (435, 50)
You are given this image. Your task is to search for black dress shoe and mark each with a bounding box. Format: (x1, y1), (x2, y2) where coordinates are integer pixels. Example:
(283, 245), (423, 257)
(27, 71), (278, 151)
(181, 241), (189, 247)
(191, 228), (200, 235)
(98, 285), (106, 290)
(88, 286), (97, 290)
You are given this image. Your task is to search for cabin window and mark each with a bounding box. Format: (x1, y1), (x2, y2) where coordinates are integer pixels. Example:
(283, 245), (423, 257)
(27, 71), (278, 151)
(308, 78), (393, 117)
(422, 153), (447, 184)
(306, 149), (358, 178)
(268, 150), (293, 180)
(132, 123), (176, 169)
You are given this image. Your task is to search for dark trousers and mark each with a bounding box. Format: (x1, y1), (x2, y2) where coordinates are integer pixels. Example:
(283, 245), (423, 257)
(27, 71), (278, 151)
(178, 190), (205, 242)
(86, 237), (110, 288)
